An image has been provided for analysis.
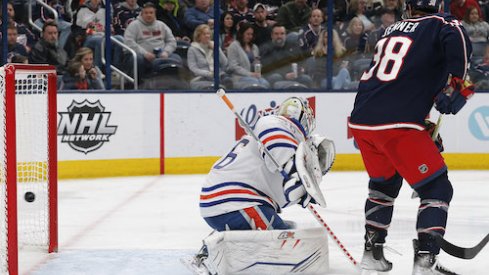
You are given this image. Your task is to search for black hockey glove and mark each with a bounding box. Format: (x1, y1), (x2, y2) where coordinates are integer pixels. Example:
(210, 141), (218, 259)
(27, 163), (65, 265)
(435, 77), (475, 115)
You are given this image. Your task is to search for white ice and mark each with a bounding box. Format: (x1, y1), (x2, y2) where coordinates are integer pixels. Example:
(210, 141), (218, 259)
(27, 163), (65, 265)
(21, 171), (489, 275)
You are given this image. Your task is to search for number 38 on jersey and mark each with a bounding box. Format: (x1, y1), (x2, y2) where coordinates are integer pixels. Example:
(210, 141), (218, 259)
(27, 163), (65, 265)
(361, 36), (413, 82)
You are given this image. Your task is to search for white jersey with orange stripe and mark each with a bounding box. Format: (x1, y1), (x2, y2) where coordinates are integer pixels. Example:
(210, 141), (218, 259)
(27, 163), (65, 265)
(200, 115), (307, 218)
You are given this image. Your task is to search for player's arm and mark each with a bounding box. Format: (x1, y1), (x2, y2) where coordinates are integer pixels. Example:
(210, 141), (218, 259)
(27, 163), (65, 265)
(253, 116), (300, 173)
(254, 116), (312, 208)
(435, 19), (475, 115)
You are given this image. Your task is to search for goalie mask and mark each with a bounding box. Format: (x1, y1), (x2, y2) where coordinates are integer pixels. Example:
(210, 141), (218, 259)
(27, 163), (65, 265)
(277, 97), (316, 137)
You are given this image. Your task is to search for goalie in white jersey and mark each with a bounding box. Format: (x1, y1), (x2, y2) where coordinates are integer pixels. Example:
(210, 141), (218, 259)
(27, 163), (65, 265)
(200, 97), (330, 231)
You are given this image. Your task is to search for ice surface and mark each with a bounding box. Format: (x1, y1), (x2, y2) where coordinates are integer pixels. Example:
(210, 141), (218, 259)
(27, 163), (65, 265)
(20, 171), (489, 275)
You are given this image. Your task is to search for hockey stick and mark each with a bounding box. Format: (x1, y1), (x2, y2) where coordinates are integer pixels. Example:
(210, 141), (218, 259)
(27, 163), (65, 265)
(216, 89), (361, 271)
(431, 114), (443, 141)
(432, 233), (489, 259)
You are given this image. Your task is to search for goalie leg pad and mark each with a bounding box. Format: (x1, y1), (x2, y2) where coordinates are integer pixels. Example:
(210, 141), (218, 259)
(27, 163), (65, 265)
(203, 228), (329, 275)
(415, 171), (453, 254)
(204, 205), (290, 231)
(365, 173), (403, 243)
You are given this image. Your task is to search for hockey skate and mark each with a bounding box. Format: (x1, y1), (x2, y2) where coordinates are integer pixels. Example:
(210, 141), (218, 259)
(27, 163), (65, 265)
(412, 239), (459, 275)
(180, 245), (215, 275)
(361, 231), (393, 272)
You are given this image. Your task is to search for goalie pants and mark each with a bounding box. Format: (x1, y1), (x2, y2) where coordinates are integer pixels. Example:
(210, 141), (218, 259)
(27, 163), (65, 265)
(352, 127), (452, 254)
(204, 205), (291, 231)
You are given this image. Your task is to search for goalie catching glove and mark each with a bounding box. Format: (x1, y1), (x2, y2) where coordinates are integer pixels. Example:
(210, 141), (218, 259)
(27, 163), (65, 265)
(435, 77), (475, 115)
(282, 159), (313, 208)
(309, 135), (336, 175)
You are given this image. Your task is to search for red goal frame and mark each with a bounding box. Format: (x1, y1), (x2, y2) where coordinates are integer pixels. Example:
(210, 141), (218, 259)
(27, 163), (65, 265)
(3, 64), (58, 275)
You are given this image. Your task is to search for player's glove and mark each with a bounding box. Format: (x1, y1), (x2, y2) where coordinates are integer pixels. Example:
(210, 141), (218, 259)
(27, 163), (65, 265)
(283, 172), (312, 208)
(424, 120), (444, 152)
(434, 77), (475, 115)
(309, 135), (336, 175)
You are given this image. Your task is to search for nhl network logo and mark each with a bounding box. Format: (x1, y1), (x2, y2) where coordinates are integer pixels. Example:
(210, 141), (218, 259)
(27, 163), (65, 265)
(58, 100), (118, 154)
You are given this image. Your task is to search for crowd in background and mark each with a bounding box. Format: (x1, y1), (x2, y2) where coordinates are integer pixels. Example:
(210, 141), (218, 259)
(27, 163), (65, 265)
(1, 0), (489, 90)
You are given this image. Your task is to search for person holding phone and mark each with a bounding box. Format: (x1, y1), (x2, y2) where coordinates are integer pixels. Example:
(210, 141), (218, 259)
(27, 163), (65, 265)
(62, 47), (105, 90)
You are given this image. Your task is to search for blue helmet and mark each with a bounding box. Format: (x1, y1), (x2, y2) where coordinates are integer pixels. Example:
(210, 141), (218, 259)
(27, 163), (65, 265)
(404, 0), (443, 15)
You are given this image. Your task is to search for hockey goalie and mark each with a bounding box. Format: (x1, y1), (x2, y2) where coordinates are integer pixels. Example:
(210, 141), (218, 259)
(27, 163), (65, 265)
(183, 97), (336, 275)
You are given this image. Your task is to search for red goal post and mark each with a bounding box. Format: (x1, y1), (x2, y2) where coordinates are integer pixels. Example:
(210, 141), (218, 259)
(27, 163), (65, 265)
(0, 64), (58, 275)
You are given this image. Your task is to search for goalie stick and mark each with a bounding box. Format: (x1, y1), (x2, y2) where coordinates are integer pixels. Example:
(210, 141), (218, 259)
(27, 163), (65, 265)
(432, 232), (489, 259)
(216, 89), (360, 271)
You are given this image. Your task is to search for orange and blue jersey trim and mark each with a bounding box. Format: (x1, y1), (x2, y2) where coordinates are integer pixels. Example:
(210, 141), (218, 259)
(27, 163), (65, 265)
(258, 127), (300, 153)
(200, 182), (279, 210)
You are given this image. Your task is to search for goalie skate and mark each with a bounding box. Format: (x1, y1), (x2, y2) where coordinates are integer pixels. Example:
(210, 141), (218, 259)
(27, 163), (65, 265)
(180, 245), (216, 275)
(180, 255), (213, 275)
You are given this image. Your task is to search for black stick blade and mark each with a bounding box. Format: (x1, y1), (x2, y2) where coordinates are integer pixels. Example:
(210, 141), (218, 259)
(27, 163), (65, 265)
(433, 233), (489, 259)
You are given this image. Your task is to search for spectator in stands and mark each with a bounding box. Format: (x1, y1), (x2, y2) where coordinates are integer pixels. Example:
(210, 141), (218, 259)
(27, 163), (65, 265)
(450, 0), (483, 21)
(73, 0), (123, 68)
(227, 22), (270, 89)
(184, 0), (217, 33)
(298, 8), (325, 54)
(469, 45), (489, 89)
(157, 0), (191, 42)
(260, 25), (313, 88)
(34, 0), (72, 49)
(62, 47), (105, 90)
(367, 9), (396, 51)
(187, 24), (230, 89)
(2, 23), (28, 63)
(252, 3), (273, 48)
(306, 29), (356, 89)
(346, 0), (375, 32)
(334, 0), (349, 22)
(276, 0), (312, 32)
(30, 22), (68, 74)
(4, 2), (37, 53)
(382, 0), (402, 21)
(343, 17), (369, 55)
(462, 6), (489, 43)
(74, 0), (106, 35)
(220, 11), (236, 53)
(229, 0), (254, 25)
(113, 0), (142, 36)
(124, 2), (182, 78)
(11, 54), (29, 64)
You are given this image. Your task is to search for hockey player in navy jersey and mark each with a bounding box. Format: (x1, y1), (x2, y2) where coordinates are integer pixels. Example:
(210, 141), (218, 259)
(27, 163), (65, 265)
(200, 97), (322, 231)
(348, 0), (475, 274)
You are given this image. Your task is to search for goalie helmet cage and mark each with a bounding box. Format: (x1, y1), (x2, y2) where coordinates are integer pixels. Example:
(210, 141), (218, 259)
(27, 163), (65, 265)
(0, 64), (58, 275)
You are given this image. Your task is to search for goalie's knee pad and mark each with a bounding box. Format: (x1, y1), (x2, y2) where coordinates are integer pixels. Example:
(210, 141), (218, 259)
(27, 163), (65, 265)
(202, 228), (330, 274)
(415, 172), (453, 254)
(365, 173), (403, 242)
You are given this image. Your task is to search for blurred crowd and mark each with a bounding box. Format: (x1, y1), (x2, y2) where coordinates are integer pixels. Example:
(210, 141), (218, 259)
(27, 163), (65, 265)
(1, 0), (489, 90)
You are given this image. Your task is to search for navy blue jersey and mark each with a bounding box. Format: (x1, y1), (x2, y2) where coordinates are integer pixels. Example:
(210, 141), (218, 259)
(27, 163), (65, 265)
(349, 14), (472, 130)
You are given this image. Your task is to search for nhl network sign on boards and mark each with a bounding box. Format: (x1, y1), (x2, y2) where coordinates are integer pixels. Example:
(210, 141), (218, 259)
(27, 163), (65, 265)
(58, 100), (118, 154)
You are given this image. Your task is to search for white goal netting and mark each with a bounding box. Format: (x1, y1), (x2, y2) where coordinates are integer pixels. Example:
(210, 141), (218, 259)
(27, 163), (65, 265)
(0, 65), (56, 274)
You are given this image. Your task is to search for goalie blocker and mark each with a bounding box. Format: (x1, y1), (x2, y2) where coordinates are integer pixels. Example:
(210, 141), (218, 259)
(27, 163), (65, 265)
(201, 228), (329, 275)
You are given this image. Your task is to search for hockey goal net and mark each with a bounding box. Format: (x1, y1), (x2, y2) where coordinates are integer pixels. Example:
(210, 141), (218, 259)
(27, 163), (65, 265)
(0, 64), (58, 275)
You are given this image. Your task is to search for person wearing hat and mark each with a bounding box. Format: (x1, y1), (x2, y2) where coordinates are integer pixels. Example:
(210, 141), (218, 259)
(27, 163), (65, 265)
(252, 3), (273, 48)
(157, 0), (191, 41)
